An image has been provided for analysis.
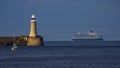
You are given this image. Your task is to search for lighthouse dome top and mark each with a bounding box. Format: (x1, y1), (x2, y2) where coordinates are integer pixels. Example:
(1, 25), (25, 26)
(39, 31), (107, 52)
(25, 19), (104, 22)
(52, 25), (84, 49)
(31, 14), (36, 22)
(31, 14), (35, 18)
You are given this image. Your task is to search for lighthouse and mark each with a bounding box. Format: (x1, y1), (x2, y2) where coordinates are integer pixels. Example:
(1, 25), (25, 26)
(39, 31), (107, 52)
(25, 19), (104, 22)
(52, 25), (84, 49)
(27, 14), (43, 46)
(29, 14), (37, 37)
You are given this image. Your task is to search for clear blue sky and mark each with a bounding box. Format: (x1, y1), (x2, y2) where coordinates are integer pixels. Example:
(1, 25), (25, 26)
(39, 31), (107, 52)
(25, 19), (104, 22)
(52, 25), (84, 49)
(0, 0), (120, 41)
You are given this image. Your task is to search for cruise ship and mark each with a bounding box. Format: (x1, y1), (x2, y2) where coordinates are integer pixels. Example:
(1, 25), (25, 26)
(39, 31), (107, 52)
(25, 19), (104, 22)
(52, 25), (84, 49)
(72, 30), (103, 41)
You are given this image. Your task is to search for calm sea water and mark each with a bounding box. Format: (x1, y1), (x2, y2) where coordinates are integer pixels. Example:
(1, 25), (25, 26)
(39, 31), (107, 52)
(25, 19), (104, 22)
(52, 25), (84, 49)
(0, 41), (120, 68)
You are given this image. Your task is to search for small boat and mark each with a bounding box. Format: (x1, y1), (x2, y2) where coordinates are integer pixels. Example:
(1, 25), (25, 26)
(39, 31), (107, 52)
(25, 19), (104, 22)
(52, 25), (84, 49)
(12, 43), (17, 51)
(11, 32), (17, 51)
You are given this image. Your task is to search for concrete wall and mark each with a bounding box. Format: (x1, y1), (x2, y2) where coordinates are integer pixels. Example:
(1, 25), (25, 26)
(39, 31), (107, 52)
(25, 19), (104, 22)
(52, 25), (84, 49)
(27, 36), (43, 46)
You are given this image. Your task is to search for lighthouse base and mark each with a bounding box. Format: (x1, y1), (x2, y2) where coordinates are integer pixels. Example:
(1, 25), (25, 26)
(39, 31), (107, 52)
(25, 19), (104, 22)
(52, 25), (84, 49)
(27, 36), (43, 46)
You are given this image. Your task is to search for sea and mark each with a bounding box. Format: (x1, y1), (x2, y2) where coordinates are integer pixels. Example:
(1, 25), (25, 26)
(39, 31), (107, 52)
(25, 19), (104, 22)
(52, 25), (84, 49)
(0, 41), (120, 68)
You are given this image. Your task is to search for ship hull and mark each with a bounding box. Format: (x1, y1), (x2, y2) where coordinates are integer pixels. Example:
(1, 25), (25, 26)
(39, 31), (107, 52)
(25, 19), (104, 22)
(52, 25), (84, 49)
(72, 38), (103, 41)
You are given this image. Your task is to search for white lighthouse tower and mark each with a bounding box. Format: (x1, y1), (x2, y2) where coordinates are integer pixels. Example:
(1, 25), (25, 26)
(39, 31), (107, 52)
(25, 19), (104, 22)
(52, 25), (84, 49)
(27, 14), (43, 46)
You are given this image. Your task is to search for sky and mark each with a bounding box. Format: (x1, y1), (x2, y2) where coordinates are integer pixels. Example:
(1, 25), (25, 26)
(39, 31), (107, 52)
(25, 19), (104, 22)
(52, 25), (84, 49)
(0, 0), (120, 41)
